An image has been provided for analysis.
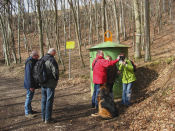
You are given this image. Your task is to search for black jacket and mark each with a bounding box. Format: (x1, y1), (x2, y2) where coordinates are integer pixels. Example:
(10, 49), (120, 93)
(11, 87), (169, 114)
(42, 54), (59, 88)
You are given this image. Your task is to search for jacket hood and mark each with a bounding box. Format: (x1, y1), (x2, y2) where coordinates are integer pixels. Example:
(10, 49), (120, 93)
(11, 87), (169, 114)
(97, 56), (104, 59)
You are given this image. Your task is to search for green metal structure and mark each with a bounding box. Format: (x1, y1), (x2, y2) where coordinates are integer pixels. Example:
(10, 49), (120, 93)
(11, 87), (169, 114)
(88, 41), (129, 98)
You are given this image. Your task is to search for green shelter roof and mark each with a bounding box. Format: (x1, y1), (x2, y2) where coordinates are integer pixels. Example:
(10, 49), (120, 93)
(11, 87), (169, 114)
(88, 41), (130, 50)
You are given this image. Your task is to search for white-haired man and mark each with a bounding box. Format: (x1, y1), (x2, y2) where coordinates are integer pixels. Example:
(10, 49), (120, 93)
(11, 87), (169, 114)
(24, 51), (39, 118)
(41, 48), (59, 124)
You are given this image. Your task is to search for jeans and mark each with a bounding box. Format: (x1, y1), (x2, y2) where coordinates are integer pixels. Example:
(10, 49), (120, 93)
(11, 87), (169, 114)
(122, 82), (133, 106)
(25, 89), (34, 115)
(92, 84), (100, 109)
(41, 87), (55, 121)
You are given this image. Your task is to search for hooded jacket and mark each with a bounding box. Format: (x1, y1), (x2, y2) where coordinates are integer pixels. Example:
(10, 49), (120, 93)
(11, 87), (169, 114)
(92, 56), (119, 84)
(119, 59), (136, 84)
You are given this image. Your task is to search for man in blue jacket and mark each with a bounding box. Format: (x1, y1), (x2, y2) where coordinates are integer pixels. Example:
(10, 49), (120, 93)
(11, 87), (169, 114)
(24, 51), (39, 118)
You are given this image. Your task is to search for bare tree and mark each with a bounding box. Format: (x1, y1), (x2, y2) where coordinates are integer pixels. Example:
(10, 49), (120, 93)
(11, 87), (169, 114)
(7, 2), (17, 64)
(36, 0), (44, 57)
(18, 0), (21, 63)
(88, 0), (93, 45)
(0, 15), (10, 66)
(53, 0), (65, 71)
(61, 0), (67, 55)
(144, 0), (151, 61)
(95, 0), (99, 42)
(102, 0), (106, 41)
(169, 0), (173, 21)
(113, 0), (120, 43)
(68, 0), (85, 67)
(133, 0), (141, 59)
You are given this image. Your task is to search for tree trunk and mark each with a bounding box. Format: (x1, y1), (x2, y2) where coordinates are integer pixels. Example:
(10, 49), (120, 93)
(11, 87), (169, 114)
(163, 0), (165, 13)
(133, 0), (141, 59)
(53, 0), (65, 71)
(132, 8), (135, 51)
(144, 0), (151, 61)
(61, 0), (67, 55)
(18, 0), (22, 63)
(102, 0), (106, 41)
(68, 0), (85, 67)
(120, 0), (127, 40)
(141, 0), (145, 50)
(113, 0), (120, 43)
(0, 15), (10, 66)
(7, 3), (17, 64)
(95, 0), (99, 42)
(169, 0), (173, 21)
(105, 4), (109, 37)
(36, 0), (44, 57)
(68, 8), (71, 39)
(157, 0), (162, 34)
(88, 0), (93, 45)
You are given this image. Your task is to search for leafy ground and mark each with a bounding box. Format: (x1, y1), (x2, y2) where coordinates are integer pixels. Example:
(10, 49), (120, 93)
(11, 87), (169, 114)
(1, 15), (175, 131)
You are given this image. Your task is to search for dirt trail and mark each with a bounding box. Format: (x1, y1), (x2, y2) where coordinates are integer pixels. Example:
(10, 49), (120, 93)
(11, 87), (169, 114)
(0, 74), (98, 131)
(0, 62), (163, 131)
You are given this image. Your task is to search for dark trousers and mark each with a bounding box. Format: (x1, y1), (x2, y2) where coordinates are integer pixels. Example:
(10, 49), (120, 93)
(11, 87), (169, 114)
(106, 82), (114, 93)
(92, 84), (100, 109)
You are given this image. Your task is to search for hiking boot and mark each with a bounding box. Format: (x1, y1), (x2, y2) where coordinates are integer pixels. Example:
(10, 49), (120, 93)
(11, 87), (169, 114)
(91, 104), (95, 108)
(25, 114), (35, 118)
(44, 119), (56, 124)
(91, 113), (99, 117)
(31, 110), (38, 114)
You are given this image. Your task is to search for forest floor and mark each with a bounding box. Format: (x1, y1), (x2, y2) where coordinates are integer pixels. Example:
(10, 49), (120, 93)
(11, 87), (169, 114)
(1, 19), (175, 131)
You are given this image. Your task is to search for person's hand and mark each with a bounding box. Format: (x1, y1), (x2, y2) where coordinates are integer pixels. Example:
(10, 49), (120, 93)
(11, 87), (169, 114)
(117, 55), (120, 60)
(30, 88), (35, 92)
(117, 71), (121, 74)
(122, 61), (126, 65)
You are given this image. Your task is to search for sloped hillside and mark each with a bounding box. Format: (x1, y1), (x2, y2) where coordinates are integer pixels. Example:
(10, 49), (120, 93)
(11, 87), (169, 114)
(112, 60), (175, 130)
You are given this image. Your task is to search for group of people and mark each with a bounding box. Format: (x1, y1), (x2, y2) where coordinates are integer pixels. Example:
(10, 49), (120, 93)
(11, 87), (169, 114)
(24, 48), (136, 123)
(92, 50), (136, 115)
(24, 48), (59, 124)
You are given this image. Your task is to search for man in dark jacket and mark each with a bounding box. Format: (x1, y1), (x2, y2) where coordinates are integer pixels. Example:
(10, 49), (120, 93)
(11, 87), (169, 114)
(24, 51), (39, 118)
(92, 50), (120, 110)
(41, 48), (59, 124)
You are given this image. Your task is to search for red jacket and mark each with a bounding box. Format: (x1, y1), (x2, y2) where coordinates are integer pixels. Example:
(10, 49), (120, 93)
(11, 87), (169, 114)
(92, 56), (119, 84)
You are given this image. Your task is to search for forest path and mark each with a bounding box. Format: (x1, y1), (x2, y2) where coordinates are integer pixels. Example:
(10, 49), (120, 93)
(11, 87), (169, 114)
(0, 75), (117, 131)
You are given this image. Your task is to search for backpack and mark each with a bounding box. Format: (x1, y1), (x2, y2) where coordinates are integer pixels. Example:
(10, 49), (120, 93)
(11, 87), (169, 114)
(33, 56), (50, 84)
(92, 58), (98, 71)
(130, 60), (136, 72)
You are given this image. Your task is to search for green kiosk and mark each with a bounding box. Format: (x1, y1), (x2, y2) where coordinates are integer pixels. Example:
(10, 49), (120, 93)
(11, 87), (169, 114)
(89, 41), (129, 98)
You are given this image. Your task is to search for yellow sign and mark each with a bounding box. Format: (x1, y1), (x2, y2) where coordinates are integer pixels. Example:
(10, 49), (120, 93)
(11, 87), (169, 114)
(104, 31), (112, 42)
(66, 41), (75, 49)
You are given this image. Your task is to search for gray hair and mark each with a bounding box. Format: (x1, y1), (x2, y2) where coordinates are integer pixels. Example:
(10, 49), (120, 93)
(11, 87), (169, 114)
(30, 50), (38, 57)
(48, 48), (56, 54)
(96, 50), (103, 56)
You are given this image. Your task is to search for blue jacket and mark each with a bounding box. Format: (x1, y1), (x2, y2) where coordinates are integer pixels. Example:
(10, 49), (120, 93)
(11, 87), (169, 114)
(24, 57), (37, 89)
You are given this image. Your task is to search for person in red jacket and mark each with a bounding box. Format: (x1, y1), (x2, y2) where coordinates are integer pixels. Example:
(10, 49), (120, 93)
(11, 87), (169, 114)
(92, 50), (120, 110)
